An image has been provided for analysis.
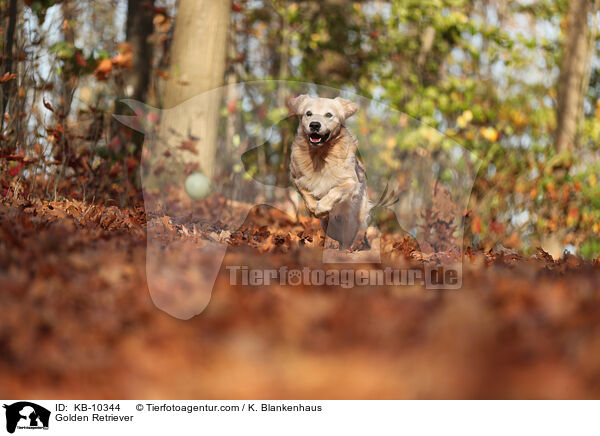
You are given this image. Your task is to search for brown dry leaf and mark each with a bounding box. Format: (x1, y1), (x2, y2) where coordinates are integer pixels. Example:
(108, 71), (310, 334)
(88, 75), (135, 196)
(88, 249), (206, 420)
(179, 139), (198, 154)
(1, 196), (600, 400)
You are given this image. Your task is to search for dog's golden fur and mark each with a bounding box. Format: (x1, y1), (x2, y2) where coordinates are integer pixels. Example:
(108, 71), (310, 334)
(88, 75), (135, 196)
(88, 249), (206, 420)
(289, 95), (370, 248)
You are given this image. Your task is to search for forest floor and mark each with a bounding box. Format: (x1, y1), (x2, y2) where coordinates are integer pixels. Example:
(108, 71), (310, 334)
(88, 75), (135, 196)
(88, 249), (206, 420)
(1, 194), (600, 399)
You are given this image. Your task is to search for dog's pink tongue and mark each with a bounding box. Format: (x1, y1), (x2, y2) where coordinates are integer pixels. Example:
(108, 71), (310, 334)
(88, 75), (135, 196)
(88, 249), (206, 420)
(310, 136), (320, 143)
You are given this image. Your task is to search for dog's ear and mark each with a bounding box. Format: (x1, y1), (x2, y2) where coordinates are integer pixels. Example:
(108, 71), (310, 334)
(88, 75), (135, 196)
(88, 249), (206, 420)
(335, 97), (358, 119)
(288, 94), (309, 115)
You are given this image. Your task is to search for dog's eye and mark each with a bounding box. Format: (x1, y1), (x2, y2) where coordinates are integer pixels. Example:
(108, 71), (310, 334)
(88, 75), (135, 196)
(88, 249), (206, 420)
(306, 111), (312, 117)
(325, 112), (333, 118)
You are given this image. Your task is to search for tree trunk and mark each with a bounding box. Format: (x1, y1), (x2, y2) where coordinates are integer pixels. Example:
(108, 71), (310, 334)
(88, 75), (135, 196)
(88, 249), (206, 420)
(555, 0), (591, 152)
(60, 0), (76, 118)
(1, 0), (18, 127)
(124, 0), (154, 102)
(159, 0), (232, 179)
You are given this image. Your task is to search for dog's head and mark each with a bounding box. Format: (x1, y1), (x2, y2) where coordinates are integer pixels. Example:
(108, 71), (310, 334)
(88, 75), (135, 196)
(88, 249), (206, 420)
(288, 95), (358, 146)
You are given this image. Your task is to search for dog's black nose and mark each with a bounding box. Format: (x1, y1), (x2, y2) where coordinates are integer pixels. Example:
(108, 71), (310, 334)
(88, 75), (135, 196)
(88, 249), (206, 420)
(309, 121), (321, 131)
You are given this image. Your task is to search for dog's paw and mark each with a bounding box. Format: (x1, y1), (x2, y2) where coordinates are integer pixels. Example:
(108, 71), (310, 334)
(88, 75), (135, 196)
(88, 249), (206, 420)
(304, 197), (317, 215)
(314, 201), (331, 218)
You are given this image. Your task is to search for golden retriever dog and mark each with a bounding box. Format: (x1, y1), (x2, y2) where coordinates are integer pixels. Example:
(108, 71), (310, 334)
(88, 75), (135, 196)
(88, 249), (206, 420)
(288, 94), (371, 249)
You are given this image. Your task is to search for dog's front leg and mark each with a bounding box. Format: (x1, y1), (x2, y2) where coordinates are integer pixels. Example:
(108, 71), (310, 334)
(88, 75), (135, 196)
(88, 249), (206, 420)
(315, 181), (355, 218)
(297, 187), (318, 215)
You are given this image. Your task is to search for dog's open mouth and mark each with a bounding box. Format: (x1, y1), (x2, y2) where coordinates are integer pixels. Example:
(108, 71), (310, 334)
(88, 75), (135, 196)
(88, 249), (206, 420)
(308, 132), (330, 145)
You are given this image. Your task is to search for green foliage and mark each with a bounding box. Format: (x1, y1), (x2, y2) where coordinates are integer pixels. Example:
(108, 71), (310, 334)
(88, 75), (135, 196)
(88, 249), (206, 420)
(232, 0), (600, 257)
(6, 0), (600, 253)
(50, 42), (108, 76)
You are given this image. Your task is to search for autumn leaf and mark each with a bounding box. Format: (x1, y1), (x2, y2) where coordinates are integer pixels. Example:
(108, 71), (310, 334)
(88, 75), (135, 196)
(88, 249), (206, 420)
(156, 70), (170, 80)
(8, 162), (22, 177)
(471, 216), (482, 234)
(96, 58), (113, 72)
(0, 72), (17, 83)
(179, 139), (198, 154)
(457, 110), (473, 128)
(4, 154), (24, 162)
(43, 99), (55, 112)
(113, 52), (134, 69)
(490, 219), (504, 234)
(113, 42), (134, 69)
(108, 136), (122, 151)
(94, 58), (113, 80)
(566, 209), (579, 227)
(153, 13), (171, 32)
(75, 52), (87, 67)
(536, 247), (554, 263)
(227, 99), (237, 114)
(505, 233), (520, 248)
(480, 126), (499, 142)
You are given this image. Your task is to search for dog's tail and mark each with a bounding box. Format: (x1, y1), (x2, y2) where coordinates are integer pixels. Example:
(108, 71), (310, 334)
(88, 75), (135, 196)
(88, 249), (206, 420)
(367, 179), (400, 225)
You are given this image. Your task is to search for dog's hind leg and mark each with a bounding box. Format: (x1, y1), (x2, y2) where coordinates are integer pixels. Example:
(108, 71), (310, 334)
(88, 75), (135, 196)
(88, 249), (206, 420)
(326, 199), (361, 249)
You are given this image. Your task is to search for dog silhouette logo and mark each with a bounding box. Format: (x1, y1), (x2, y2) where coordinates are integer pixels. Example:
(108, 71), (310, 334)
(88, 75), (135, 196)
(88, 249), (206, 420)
(3, 402), (50, 434)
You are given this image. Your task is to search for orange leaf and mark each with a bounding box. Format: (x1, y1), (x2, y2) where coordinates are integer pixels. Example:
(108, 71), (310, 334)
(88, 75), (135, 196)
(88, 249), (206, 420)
(96, 58), (113, 73)
(471, 216), (482, 235)
(0, 72), (17, 83)
(112, 52), (134, 69)
(227, 100), (237, 114)
(117, 42), (133, 54)
(156, 70), (170, 80)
